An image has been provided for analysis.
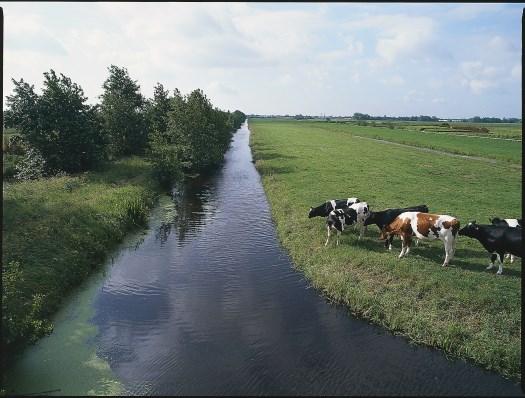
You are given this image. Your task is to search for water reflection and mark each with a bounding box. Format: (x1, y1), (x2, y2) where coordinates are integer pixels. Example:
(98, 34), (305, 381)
(91, 122), (522, 396)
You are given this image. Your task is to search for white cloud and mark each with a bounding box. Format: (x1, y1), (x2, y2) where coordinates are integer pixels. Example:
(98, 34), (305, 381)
(345, 14), (436, 65)
(459, 61), (505, 95)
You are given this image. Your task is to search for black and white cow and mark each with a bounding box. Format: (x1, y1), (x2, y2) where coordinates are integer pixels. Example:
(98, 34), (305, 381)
(458, 221), (523, 275)
(364, 204), (429, 250)
(347, 201), (370, 240)
(325, 208), (358, 246)
(308, 197), (360, 218)
(489, 217), (522, 263)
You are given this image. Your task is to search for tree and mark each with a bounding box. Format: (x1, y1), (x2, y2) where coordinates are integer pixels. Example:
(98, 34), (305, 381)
(145, 82), (171, 136)
(5, 71), (105, 173)
(100, 65), (147, 157)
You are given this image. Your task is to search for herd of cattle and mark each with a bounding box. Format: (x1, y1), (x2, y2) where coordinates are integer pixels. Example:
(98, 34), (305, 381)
(308, 198), (523, 275)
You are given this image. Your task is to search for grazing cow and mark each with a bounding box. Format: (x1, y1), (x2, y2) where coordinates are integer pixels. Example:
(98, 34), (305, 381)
(489, 217), (522, 263)
(365, 204), (429, 250)
(379, 212), (460, 267)
(325, 208), (358, 246)
(308, 197), (360, 218)
(347, 201), (370, 240)
(459, 221), (523, 275)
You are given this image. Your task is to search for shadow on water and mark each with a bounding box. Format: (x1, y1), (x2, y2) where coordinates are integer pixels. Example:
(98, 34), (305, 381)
(11, 122), (519, 396)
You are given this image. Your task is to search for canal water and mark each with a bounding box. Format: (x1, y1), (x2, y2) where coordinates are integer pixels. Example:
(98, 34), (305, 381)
(5, 122), (523, 395)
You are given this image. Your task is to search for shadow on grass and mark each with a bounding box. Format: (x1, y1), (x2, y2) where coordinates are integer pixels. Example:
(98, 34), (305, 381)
(252, 151), (298, 162)
(321, 229), (522, 278)
(255, 163), (295, 176)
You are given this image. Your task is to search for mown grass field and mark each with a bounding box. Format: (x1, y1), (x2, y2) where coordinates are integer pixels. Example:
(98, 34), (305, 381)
(249, 119), (522, 380)
(2, 157), (160, 357)
(305, 121), (522, 164)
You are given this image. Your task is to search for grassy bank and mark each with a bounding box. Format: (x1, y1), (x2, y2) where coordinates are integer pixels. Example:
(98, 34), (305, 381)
(249, 119), (521, 380)
(2, 157), (160, 358)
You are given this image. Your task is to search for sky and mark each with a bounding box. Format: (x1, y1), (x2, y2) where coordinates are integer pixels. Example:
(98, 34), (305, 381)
(1, 2), (523, 118)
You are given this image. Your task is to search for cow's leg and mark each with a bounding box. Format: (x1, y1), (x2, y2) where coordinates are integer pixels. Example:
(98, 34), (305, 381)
(358, 222), (365, 240)
(510, 254), (516, 263)
(415, 239), (420, 247)
(442, 236), (451, 267)
(496, 252), (504, 275)
(404, 236), (412, 256)
(450, 236), (457, 260)
(399, 235), (411, 258)
(388, 234), (394, 251)
(487, 253), (497, 270)
(336, 230), (341, 246)
(325, 226), (331, 246)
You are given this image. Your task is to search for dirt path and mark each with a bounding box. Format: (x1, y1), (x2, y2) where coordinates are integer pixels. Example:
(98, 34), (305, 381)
(418, 130), (521, 142)
(352, 135), (521, 169)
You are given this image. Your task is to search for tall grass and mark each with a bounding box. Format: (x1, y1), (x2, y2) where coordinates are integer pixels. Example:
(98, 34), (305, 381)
(2, 157), (159, 359)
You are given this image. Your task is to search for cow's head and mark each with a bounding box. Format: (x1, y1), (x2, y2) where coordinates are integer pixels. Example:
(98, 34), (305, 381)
(458, 221), (479, 237)
(308, 207), (316, 218)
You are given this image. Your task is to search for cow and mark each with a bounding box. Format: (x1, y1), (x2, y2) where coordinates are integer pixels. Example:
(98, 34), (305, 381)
(347, 201), (370, 240)
(308, 197), (360, 218)
(379, 211), (460, 267)
(364, 204), (429, 250)
(325, 208), (358, 246)
(489, 217), (522, 263)
(459, 221), (523, 275)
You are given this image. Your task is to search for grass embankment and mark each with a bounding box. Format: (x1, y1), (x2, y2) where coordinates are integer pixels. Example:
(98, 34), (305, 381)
(249, 119), (521, 380)
(2, 156), (159, 357)
(310, 121), (522, 164)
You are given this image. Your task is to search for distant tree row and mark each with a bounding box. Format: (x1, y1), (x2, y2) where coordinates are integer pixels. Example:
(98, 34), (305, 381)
(4, 66), (245, 184)
(352, 113), (520, 123)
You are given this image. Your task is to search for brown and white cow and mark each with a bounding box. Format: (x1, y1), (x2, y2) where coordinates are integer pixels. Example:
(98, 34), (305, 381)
(379, 211), (460, 267)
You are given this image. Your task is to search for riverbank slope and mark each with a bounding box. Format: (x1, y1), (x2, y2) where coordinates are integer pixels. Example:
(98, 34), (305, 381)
(249, 119), (521, 380)
(2, 157), (160, 362)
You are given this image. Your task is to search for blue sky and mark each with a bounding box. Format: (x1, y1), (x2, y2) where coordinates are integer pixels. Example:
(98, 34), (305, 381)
(1, 2), (522, 118)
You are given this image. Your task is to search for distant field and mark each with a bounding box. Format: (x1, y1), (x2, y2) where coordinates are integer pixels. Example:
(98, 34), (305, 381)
(249, 119), (521, 380)
(306, 121), (522, 164)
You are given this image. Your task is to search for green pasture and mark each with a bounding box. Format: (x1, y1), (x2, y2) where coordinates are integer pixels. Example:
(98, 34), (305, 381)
(249, 119), (521, 380)
(305, 121), (522, 164)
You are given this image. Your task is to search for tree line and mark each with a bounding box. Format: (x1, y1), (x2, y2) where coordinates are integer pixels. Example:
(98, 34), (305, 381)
(351, 113), (520, 123)
(4, 65), (246, 185)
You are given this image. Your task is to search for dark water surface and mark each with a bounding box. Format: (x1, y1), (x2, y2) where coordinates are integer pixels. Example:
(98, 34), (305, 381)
(89, 122), (522, 395)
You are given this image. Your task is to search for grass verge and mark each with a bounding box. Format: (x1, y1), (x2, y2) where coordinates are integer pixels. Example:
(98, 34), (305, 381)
(2, 156), (160, 360)
(249, 119), (521, 380)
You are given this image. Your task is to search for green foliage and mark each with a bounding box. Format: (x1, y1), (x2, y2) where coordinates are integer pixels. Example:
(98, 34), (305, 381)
(100, 65), (147, 157)
(5, 71), (105, 173)
(250, 119), (521, 379)
(145, 83), (171, 136)
(231, 110), (246, 130)
(164, 89), (236, 173)
(2, 157), (159, 357)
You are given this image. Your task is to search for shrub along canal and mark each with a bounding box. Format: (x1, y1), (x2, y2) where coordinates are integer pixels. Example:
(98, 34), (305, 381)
(5, 122), (523, 395)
